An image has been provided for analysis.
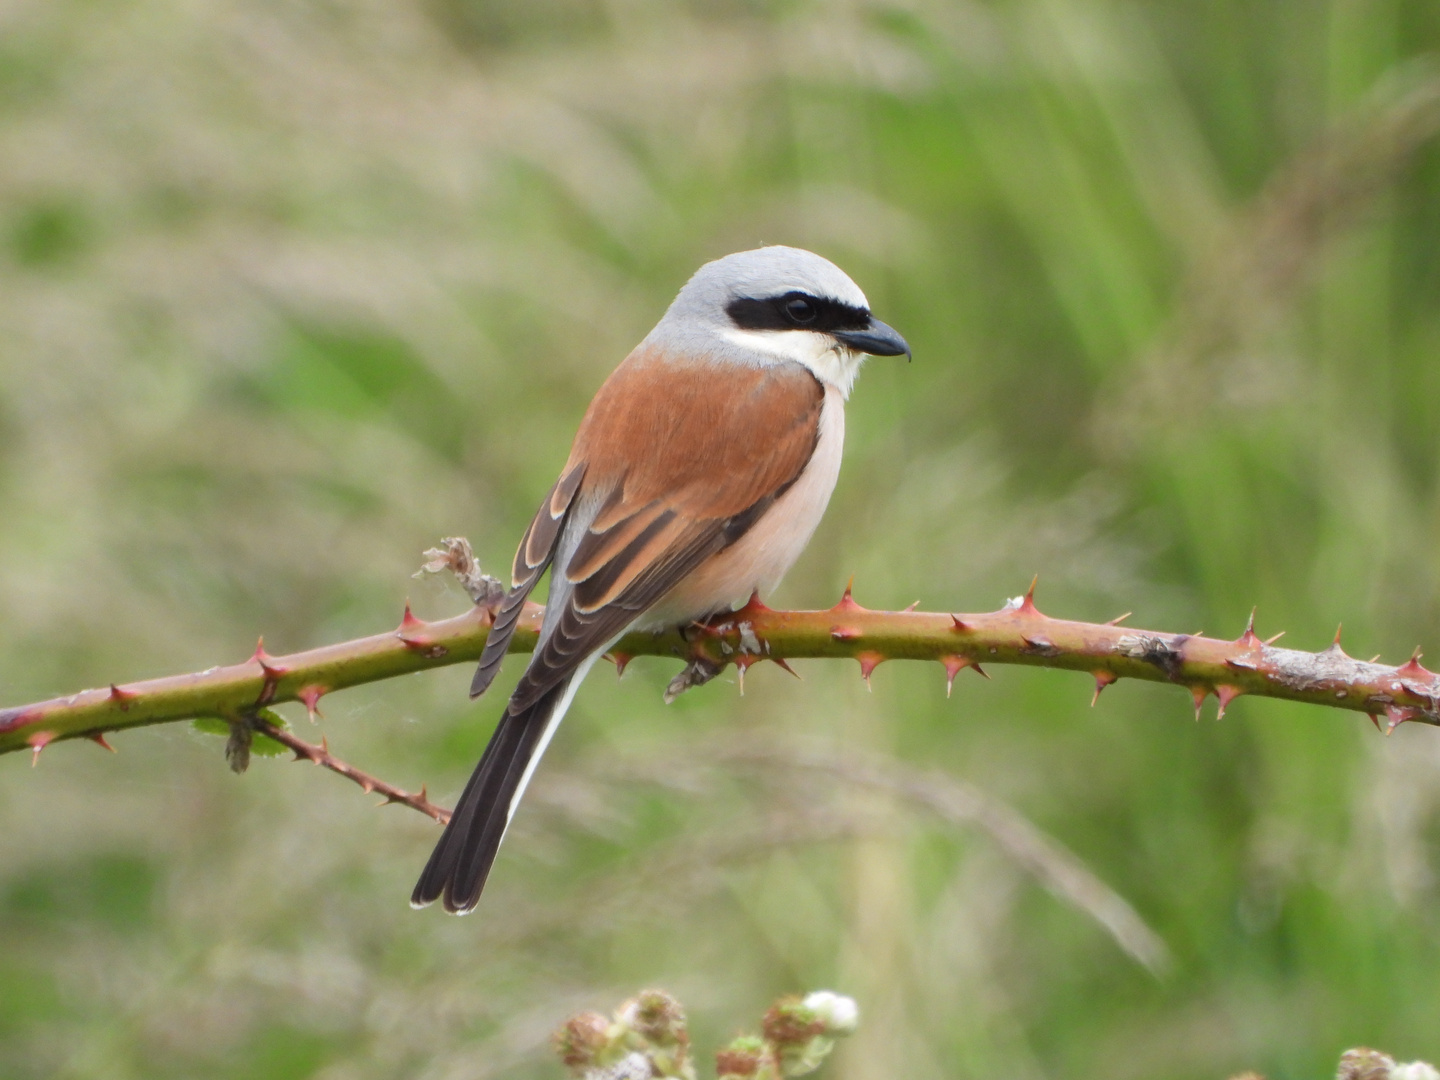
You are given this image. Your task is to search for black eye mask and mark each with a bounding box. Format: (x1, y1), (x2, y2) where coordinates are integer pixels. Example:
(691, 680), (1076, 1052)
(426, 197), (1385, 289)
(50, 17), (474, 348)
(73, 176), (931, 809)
(725, 291), (873, 334)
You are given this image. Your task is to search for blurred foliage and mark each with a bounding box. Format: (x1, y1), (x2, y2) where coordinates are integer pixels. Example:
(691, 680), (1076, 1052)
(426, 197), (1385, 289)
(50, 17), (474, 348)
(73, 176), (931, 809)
(1, 0), (1439, 1078)
(553, 987), (857, 1080)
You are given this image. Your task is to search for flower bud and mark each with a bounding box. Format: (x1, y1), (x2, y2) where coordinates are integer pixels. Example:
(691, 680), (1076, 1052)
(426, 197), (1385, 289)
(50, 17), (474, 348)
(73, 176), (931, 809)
(627, 989), (689, 1047)
(761, 992), (858, 1077)
(1339, 1049), (1396, 1080)
(801, 992), (859, 1036)
(716, 1035), (770, 1080)
(554, 1013), (611, 1071)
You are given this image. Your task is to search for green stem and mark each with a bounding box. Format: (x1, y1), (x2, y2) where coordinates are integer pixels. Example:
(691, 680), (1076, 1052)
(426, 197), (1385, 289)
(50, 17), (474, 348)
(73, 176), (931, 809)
(2, 584), (1436, 760)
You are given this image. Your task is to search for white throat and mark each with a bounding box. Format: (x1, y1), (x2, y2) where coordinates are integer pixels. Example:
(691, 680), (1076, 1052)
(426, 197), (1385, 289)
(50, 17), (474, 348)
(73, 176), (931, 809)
(717, 327), (867, 399)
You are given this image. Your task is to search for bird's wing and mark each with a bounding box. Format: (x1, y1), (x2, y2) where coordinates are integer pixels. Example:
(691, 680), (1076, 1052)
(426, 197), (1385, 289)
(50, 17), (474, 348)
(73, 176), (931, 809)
(503, 347), (825, 713)
(470, 462), (586, 698)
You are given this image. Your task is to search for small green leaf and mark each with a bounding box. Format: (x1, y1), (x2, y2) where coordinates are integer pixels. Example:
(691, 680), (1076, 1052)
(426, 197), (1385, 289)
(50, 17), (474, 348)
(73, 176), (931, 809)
(192, 710), (288, 752)
(251, 733), (288, 757)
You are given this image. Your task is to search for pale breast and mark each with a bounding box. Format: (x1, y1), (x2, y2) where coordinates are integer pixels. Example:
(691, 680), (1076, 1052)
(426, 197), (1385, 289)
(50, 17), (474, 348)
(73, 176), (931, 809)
(638, 384), (845, 629)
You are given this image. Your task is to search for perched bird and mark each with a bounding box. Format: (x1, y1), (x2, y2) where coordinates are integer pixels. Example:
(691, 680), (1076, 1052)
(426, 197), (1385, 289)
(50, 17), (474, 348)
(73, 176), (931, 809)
(411, 246), (910, 913)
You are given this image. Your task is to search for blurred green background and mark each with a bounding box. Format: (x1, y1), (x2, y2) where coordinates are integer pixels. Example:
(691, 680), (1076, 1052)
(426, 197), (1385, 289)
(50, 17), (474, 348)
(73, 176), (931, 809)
(2, 0), (1439, 1077)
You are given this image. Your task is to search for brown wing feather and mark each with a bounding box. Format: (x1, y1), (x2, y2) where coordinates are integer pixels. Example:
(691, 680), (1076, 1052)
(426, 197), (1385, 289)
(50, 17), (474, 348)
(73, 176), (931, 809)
(566, 498), (670, 584)
(504, 349), (824, 713)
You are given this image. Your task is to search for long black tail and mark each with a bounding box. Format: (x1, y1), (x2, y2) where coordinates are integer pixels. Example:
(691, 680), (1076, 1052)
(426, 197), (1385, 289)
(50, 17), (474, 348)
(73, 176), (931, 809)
(410, 677), (571, 914)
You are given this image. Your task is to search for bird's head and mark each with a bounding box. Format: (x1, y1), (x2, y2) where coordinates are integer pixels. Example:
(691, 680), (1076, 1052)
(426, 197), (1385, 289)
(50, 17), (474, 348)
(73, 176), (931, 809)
(650, 245), (910, 397)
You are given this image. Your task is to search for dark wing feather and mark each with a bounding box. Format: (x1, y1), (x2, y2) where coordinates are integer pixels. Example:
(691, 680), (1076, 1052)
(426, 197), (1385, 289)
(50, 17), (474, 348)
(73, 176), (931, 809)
(411, 677), (571, 911)
(507, 493), (786, 713)
(470, 462), (585, 699)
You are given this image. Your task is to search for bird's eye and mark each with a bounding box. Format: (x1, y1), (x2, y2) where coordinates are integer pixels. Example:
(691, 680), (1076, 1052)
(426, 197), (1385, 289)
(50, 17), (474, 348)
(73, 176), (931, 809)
(784, 297), (817, 324)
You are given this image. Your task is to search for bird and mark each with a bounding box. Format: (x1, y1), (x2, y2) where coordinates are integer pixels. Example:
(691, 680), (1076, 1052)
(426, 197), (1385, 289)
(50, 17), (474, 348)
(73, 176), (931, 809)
(411, 245), (910, 914)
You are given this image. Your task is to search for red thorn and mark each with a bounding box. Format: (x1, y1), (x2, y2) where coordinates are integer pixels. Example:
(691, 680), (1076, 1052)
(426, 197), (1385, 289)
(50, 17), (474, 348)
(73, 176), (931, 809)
(251, 637), (289, 679)
(1015, 575), (1041, 617)
(1105, 612), (1132, 627)
(108, 684), (138, 710)
(399, 602), (426, 632)
(297, 684), (327, 722)
(832, 577), (867, 613)
(830, 625), (862, 641)
(971, 662), (991, 680)
(1385, 704), (1420, 735)
(28, 730), (54, 766)
(1091, 669), (1118, 707)
(950, 614), (970, 632)
(941, 655), (972, 697)
(87, 732), (117, 753)
(1190, 684), (1211, 720)
(1324, 624), (1350, 657)
(1263, 631), (1285, 646)
(1237, 609), (1262, 650)
(1367, 712), (1382, 732)
(1395, 648), (1433, 681)
(856, 651), (885, 690)
(610, 652), (633, 678)
(396, 602), (440, 650)
(770, 656), (801, 679)
(1215, 684), (1243, 719)
(251, 637), (280, 667)
(734, 653), (758, 695)
(734, 591), (773, 618)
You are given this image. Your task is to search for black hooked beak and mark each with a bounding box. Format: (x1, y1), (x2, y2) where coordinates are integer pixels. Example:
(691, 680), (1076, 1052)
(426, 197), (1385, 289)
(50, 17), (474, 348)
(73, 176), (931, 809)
(833, 318), (911, 360)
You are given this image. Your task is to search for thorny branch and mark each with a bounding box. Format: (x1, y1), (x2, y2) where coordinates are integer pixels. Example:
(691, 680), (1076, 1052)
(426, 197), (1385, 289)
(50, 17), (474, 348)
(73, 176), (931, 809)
(3, 537), (1434, 966)
(2, 536), (1437, 787)
(248, 714), (452, 824)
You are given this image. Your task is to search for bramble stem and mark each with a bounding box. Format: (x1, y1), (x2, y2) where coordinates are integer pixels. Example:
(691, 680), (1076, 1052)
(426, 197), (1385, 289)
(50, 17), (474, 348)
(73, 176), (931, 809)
(250, 716), (452, 824)
(4, 564), (1438, 766)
